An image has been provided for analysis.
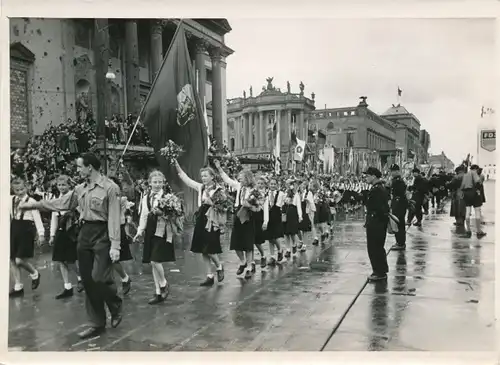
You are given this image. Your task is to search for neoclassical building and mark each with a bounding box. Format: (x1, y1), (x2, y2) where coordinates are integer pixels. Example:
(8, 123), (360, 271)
(226, 78), (315, 168)
(10, 18), (233, 148)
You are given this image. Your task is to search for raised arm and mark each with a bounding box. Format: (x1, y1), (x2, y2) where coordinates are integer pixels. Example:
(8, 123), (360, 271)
(214, 160), (240, 190)
(174, 160), (202, 191)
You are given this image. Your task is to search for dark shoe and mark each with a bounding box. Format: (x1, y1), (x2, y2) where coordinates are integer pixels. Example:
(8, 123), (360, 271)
(122, 279), (131, 295)
(312, 239), (319, 246)
(160, 284), (169, 299)
(413, 222), (422, 227)
(391, 244), (406, 251)
(285, 251), (291, 259)
(260, 257), (267, 268)
(9, 288), (24, 298)
(292, 246), (297, 255)
(268, 258), (277, 266)
(200, 276), (215, 287)
(111, 312), (122, 328)
(148, 295), (165, 305)
(244, 270), (252, 279)
(462, 231), (472, 238)
(78, 326), (105, 339)
(77, 280), (84, 293)
(368, 273), (387, 282)
(277, 251), (284, 262)
(251, 262), (256, 273)
(477, 232), (487, 239)
(55, 288), (74, 299)
(31, 273), (41, 290)
(236, 264), (247, 276)
(216, 265), (225, 282)
(299, 244), (307, 252)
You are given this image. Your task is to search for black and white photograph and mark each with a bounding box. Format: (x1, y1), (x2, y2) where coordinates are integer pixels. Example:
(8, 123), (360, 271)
(4, 5), (497, 358)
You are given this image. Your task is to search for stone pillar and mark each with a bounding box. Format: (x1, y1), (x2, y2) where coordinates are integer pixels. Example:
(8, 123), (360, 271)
(125, 20), (140, 117)
(299, 110), (305, 140)
(235, 115), (241, 151)
(249, 112), (255, 148)
(150, 20), (163, 79)
(194, 40), (207, 107)
(259, 111), (265, 148)
(209, 47), (223, 145)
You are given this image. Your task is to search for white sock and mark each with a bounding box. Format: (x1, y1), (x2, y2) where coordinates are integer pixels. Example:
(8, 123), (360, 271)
(159, 279), (167, 288)
(64, 283), (73, 290)
(216, 265), (222, 271)
(14, 283), (23, 291)
(77, 276), (82, 281)
(121, 274), (130, 283)
(30, 270), (39, 280)
(207, 273), (214, 279)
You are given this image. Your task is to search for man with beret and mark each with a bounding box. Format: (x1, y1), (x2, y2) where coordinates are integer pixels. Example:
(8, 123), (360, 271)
(363, 167), (390, 282)
(407, 167), (428, 227)
(388, 164), (407, 251)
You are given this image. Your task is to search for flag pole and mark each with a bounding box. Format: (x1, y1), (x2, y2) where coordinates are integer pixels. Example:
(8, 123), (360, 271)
(119, 19), (185, 163)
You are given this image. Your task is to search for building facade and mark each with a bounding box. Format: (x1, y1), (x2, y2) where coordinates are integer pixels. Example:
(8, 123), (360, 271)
(10, 18), (233, 148)
(226, 78), (315, 168)
(418, 129), (431, 163)
(428, 152), (455, 172)
(381, 104), (422, 163)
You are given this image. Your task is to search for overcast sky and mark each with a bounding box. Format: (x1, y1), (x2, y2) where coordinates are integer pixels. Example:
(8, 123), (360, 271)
(224, 18), (495, 165)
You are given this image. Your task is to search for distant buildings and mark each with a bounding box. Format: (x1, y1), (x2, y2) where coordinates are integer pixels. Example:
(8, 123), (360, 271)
(428, 152), (455, 173)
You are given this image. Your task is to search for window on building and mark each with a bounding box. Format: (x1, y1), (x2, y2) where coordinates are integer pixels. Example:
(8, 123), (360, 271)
(206, 68), (213, 84)
(74, 20), (93, 49)
(350, 110), (356, 116)
(230, 138), (235, 151)
(327, 122), (334, 131)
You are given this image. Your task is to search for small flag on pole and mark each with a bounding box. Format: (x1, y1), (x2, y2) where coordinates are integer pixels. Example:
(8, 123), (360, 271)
(398, 87), (402, 97)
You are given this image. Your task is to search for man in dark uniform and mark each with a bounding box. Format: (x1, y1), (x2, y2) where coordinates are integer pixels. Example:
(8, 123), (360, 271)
(20, 153), (123, 339)
(388, 164), (407, 251)
(363, 167), (390, 282)
(407, 168), (428, 227)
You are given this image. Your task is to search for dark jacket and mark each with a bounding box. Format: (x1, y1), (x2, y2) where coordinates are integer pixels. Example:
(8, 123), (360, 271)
(366, 180), (390, 225)
(390, 175), (407, 214)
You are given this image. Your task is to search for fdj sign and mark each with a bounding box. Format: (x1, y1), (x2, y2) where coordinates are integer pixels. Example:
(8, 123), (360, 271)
(481, 130), (496, 152)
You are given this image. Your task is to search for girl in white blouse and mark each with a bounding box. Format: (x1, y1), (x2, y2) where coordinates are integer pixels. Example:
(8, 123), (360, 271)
(10, 178), (45, 298)
(215, 160), (257, 279)
(297, 180), (316, 252)
(282, 178), (303, 259)
(174, 160), (225, 287)
(249, 175), (270, 272)
(264, 177), (285, 265)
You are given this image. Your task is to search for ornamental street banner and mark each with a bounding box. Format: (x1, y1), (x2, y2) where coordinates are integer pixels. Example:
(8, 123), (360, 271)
(293, 138), (306, 161)
(480, 130), (496, 152)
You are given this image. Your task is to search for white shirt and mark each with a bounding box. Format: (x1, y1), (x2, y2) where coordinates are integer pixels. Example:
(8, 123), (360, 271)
(301, 190), (316, 214)
(11, 195), (45, 237)
(137, 189), (167, 237)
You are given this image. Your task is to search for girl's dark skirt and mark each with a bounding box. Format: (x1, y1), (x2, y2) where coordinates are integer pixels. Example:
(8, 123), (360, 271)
(191, 204), (223, 255)
(10, 220), (36, 260)
(254, 210), (265, 245)
(314, 202), (330, 224)
(52, 229), (78, 263)
(283, 204), (300, 236)
(264, 205), (284, 240)
(118, 224), (133, 262)
(230, 207), (255, 252)
(298, 201), (312, 232)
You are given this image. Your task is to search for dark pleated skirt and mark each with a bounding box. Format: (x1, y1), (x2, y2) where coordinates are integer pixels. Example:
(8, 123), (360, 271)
(283, 204), (300, 236)
(10, 220), (36, 260)
(254, 210), (265, 245)
(230, 207), (255, 252)
(118, 224), (133, 262)
(52, 229), (78, 263)
(264, 205), (284, 240)
(314, 202), (330, 224)
(191, 204), (223, 255)
(298, 201), (312, 232)
(142, 217), (176, 264)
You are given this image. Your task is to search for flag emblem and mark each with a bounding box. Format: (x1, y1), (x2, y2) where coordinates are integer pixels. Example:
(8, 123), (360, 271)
(176, 84), (196, 126)
(480, 129), (496, 152)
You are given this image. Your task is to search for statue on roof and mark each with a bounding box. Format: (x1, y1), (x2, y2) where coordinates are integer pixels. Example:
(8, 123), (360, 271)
(249, 86), (253, 97)
(299, 81), (304, 95)
(287, 81), (291, 93)
(266, 77), (274, 90)
(243, 90), (246, 99)
(311, 92), (315, 100)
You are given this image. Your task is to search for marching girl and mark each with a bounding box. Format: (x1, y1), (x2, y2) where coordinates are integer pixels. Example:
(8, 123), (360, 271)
(250, 175), (270, 271)
(215, 161), (256, 279)
(10, 177), (45, 298)
(49, 175), (83, 299)
(134, 170), (176, 304)
(282, 178), (303, 259)
(264, 177), (285, 266)
(297, 180), (315, 252)
(175, 160), (225, 287)
(108, 176), (133, 295)
(311, 180), (329, 245)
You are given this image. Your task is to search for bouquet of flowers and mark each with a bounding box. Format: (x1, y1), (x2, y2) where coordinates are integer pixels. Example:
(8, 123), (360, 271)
(205, 188), (234, 233)
(155, 193), (184, 235)
(159, 140), (184, 164)
(211, 189), (234, 214)
(208, 136), (242, 177)
(236, 187), (262, 224)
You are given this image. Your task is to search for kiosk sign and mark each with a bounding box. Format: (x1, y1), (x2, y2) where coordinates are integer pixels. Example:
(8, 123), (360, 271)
(480, 130), (496, 152)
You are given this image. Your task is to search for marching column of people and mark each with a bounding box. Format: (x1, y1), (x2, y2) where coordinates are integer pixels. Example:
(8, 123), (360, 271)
(12, 151), (488, 336)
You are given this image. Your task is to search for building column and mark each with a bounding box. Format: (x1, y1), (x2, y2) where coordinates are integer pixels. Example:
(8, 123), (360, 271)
(286, 109), (292, 141)
(125, 20), (140, 117)
(194, 40), (207, 109)
(235, 115), (241, 151)
(259, 111), (265, 148)
(209, 47), (223, 146)
(299, 110), (305, 140)
(150, 20), (163, 79)
(250, 112), (255, 148)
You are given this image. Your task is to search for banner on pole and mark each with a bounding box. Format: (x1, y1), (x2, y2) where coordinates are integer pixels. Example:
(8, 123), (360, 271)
(480, 129), (496, 152)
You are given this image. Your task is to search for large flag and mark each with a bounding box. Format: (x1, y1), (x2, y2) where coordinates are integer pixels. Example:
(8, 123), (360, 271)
(293, 138), (306, 161)
(140, 23), (208, 211)
(274, 110), (281, 174)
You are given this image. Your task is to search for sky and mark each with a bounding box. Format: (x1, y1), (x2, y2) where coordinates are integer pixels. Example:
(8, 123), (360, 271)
(224, 18), (496, 165)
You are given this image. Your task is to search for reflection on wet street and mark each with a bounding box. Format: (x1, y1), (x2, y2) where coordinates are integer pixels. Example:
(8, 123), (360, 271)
(8, 183), (495, 351)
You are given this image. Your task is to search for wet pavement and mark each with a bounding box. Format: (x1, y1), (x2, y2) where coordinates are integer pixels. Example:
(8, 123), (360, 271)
(8, 182), (495, 351)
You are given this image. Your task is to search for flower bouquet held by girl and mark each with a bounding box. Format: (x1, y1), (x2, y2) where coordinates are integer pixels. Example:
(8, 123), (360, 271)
(236, 188), (263, 224)
(154, 193), (185, 235)
(159, 140), (184, 165)
(205, 188), (234, 234)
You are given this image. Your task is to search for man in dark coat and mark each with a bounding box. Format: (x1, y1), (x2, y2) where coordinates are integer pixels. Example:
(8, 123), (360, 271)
(388, 164), (407, 251)
(407, 168), (428, 227)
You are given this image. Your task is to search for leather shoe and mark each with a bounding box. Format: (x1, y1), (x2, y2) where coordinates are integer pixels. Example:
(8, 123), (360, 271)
(78, 326), (105, 339)
(111, 313), (122, 328)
